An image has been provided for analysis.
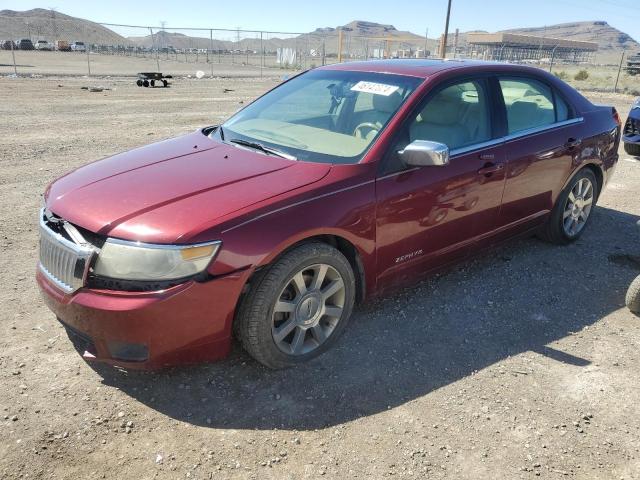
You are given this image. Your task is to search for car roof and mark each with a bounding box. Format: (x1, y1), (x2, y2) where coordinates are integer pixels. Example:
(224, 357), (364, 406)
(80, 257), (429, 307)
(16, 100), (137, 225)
(319, 59), (524, 78)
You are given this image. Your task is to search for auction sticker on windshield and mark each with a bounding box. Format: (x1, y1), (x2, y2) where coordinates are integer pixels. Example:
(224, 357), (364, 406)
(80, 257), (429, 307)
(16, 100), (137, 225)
(351, 81), (400, 96)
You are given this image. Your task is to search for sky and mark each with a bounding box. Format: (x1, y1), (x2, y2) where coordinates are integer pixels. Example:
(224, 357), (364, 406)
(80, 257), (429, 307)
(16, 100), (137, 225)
(2, 0), (639, 41)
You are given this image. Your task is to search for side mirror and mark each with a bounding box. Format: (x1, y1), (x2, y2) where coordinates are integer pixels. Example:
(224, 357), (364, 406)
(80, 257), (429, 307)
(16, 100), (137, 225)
(398, 140), (450, 167)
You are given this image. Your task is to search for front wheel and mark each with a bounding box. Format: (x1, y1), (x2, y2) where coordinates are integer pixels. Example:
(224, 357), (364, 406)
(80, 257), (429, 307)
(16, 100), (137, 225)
(538, 169), (598, 245)
(235, 242), (356, 369)
(624, 143), (640, 157)
(626, 274), (640, 315)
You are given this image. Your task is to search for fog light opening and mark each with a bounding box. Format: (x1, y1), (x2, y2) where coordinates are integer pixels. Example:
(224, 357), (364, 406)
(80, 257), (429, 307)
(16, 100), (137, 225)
(107, 341), (149, 363)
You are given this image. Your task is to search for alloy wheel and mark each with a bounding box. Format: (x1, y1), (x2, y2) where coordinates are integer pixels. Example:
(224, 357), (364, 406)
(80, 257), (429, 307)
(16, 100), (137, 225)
(271, 264), (345, 355)
(563, 177), (594, 237)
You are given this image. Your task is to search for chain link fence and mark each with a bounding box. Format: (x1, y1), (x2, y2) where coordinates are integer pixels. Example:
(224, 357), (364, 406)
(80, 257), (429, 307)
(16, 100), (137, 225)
(0, 19), (436, 78)
(1, 17), (638, 94)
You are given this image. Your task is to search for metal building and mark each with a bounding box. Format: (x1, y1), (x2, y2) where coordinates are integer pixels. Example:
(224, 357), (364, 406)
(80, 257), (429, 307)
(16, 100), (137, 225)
(467, 32), (598, 63)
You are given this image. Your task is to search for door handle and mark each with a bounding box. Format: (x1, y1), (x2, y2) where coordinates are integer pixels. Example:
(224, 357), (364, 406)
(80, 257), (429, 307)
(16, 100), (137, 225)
(565, 137), (582, 149)
(477, 162), (504, 176)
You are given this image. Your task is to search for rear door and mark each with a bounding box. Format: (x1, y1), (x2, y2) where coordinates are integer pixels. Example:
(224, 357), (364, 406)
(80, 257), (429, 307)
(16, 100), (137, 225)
(375, 77), (507, 290)
(495, 76), (584, 232)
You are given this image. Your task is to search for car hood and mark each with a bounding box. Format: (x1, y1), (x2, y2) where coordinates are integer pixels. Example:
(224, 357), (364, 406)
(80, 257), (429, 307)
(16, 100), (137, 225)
(46, 131), (331, 243)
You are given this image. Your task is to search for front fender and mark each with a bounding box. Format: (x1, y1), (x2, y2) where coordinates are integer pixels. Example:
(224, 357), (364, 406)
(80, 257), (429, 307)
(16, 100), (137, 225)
(207, 168), (378, 296)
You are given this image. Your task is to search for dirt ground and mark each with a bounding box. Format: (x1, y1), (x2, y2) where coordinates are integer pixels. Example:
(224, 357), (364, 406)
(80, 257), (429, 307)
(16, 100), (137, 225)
(0, 75), (639, 480)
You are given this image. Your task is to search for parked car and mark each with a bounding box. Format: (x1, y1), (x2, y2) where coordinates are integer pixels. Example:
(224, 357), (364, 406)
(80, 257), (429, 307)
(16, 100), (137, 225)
(55, 40), (71, 52)
(17, 38), (34, 50)
(622, 97), (640, 156)
(70, 41), (86, 52)
(1, 40), (16, 50)
(37, 60), (621, 370)
(34, 40), (53, 51)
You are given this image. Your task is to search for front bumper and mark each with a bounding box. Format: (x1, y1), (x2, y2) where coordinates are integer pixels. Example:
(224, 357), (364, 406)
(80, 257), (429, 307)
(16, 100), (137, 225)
(623, 112), (640, 145)
(37, 268), (251, 370)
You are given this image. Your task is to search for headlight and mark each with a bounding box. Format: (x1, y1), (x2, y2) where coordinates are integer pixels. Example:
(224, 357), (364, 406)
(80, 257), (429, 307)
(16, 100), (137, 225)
(93, 239), (221, 281)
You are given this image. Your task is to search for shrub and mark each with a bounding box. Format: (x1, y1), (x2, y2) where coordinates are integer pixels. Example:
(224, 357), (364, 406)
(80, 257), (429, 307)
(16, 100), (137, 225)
(574, 70), (589, 81)
(554, 71), (568, 80)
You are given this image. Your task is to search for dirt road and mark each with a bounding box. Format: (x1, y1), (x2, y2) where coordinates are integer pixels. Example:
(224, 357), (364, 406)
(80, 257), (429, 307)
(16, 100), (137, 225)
(1, 76), (639, 479)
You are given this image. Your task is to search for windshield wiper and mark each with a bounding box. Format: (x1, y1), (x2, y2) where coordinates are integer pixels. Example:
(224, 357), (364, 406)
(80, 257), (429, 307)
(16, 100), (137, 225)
(229, 138), (297, 161)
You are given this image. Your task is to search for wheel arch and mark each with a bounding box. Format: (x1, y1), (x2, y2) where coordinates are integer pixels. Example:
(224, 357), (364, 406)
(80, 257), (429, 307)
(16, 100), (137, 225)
(582, 163), (604, 200)
(561, 162), (604, 201)
(243, 232), (368, 306)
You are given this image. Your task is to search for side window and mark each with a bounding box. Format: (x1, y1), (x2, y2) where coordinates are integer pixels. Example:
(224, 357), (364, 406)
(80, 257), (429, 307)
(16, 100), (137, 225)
(408, 80), (492, 151)
(499, 77), (569, 134)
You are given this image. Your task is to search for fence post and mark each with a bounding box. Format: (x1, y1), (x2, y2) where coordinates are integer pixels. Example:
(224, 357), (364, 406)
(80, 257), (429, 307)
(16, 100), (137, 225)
(260, 31), (263, 77)
(337, 30), (343, 63)
(10, 39), (17, 75)
(614, 50), (625, 93)
(548, 45), (558, 73)
(86, 30), (91, 76)
(210, 29), (214, 77)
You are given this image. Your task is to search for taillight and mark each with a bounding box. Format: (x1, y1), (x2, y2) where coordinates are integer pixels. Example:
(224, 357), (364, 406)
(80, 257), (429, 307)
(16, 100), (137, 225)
(613, 108), (622, 128)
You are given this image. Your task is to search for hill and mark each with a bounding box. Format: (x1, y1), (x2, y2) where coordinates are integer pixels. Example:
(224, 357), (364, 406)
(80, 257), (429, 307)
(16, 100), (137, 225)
(0, 8), (127, 44)
(503, 21), (640, 54)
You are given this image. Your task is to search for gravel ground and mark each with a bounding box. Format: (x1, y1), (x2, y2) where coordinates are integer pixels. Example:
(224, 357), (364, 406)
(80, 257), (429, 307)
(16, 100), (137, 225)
(0, 76), (639, 480)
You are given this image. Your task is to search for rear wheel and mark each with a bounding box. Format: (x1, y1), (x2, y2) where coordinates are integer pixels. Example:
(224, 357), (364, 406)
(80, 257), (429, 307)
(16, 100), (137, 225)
(538, 169), (597, 244)
(235, 242), (356, 369)
(624, 143), (640, 157)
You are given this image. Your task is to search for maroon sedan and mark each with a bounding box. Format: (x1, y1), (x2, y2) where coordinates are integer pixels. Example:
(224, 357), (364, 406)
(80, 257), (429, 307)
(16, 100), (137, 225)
(37, 60), (621, 369)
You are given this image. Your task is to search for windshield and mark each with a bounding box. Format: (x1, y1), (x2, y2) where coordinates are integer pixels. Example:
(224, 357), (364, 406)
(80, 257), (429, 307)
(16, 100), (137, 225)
(215, 69), (422, 164)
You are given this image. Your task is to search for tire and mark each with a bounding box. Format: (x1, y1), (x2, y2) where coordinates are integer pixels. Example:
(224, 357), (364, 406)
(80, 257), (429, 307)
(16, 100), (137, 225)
(626, 274), (640, 315)
(136, 79), (143, 87)
(142, 80), (149, 87)
(538, 168), (598, 245)
(150, 79), (155, 87)
(235, 242), (356, 369)
(624, 143), (640, 157)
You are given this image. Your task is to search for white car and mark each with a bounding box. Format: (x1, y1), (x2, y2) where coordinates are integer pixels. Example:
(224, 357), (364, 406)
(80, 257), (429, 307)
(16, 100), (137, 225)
(35, 40), (53, 51)
(70, 41), (86, 52)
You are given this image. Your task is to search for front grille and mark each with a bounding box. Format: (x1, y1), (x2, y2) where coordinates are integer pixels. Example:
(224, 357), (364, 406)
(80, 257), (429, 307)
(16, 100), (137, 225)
(39, 210), (95, 293)
(625, 117), (639, 136)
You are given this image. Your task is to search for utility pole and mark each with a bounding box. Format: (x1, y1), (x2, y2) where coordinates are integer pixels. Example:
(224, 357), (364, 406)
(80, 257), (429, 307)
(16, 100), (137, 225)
(440, 0), (452, 58)
(424, 28), (428, 58)
(50, 8), (58, 41)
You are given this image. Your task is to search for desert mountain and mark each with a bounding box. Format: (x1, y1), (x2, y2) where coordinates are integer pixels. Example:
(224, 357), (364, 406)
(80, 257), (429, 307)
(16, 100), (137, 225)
(0, 8), (126, 44)
(503, 21), (640, 53)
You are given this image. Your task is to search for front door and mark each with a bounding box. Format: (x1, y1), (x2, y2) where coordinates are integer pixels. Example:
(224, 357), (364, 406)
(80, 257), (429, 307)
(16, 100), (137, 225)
(375, 78), (506, 291)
